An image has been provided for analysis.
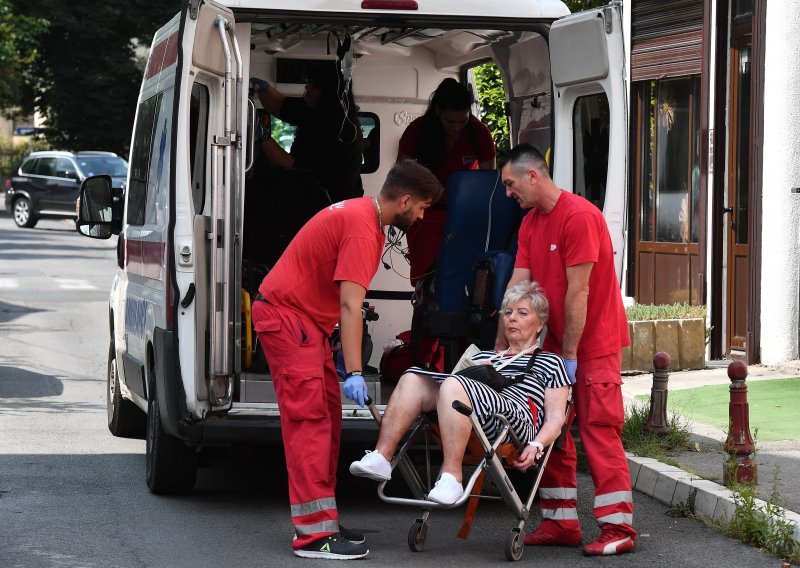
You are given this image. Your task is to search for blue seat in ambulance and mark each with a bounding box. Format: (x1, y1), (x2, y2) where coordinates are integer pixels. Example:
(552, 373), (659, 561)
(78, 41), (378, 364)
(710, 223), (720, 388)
(423, 169), (521, 369)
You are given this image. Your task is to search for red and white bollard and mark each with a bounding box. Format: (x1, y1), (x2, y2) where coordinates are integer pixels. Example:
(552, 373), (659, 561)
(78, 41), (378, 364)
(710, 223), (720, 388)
(723, 361), (758, 484)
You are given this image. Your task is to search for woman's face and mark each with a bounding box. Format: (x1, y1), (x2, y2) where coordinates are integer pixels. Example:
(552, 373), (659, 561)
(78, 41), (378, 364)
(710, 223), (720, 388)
(502, 298), (543, 346)
(436, 107), (470, 138)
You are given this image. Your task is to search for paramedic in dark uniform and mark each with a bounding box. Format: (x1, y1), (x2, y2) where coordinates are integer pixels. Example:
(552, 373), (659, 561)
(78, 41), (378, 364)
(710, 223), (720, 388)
(498, 144), (636, 556)
(251, 160), (442, 560)
(250, 62), (363, 203)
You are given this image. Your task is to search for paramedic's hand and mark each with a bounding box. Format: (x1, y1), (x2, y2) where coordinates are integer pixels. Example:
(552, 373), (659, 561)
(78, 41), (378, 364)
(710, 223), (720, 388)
(344, 374), (368, 407)
(249, 77), (270, 93)
(564, 359), (577, 385)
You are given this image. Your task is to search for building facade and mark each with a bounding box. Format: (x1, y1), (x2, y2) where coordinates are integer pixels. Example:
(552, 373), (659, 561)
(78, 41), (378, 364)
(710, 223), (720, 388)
(623, 0), (800, 364)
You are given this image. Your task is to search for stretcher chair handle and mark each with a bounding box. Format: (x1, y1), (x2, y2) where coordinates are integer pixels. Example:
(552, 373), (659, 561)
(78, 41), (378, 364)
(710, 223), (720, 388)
(452, 400), (473, 416)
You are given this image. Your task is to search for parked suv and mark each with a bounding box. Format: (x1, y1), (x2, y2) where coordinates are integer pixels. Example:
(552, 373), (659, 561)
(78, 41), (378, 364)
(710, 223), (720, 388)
(5, 151), (128, 228)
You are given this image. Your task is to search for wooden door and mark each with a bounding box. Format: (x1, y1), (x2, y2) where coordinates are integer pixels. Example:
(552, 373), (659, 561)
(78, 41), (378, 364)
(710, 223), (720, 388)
(725, 46), (751, 353)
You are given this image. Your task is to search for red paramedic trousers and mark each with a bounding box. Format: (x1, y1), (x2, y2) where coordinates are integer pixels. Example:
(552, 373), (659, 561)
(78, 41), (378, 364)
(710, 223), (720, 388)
(537, 351), (637, 539)
(252, 300), (342, 549)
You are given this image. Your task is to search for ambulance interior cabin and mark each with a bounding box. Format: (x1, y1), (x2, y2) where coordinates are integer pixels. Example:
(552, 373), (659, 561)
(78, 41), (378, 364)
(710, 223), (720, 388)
(233, 13), (613, 395)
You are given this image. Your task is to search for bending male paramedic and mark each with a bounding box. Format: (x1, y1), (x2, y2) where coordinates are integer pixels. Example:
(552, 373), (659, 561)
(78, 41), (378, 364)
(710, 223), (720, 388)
(498, 144), (635, 556)
(251, 160), (442, 560)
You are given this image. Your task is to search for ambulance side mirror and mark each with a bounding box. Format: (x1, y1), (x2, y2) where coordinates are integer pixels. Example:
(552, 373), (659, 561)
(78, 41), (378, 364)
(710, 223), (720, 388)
(76, 175), (119, 239)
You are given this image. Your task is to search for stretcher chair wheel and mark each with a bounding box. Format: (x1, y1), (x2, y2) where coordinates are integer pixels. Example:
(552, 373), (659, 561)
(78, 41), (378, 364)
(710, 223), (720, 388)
(505, 529), (523, 561)
(408, 519), (428, 552)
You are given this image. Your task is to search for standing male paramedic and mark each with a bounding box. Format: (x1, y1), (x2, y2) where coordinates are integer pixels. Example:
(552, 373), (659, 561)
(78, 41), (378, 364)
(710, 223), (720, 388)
(251, 160), (442, 560)
(498, 144), (635, 556)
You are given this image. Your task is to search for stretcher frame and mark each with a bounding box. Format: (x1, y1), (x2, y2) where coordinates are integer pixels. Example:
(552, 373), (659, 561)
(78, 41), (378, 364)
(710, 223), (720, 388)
(365, 392), (572, 561)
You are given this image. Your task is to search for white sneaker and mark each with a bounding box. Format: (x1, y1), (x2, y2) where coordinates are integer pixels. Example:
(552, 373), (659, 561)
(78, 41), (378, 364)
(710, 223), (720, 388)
(349, 450), (392, 481)
(426, 472), (464, 504)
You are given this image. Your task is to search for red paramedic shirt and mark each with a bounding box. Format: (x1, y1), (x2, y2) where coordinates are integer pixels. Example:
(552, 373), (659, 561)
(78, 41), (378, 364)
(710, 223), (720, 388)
(259, 197), (385, 334)
(515, 191), (630, 360)
(399, 115), (495, 203)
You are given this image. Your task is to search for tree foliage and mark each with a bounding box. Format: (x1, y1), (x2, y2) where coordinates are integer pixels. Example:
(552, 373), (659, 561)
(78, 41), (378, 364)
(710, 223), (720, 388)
(472, 0), (607, 159)
(10, 0), (181, 156)
(562, 0), (607, 11)
(474, 62), (510, 159)
(0, 0), (47, 111)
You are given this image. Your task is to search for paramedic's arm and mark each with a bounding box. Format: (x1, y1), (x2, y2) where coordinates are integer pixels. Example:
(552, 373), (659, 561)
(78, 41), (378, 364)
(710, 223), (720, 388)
(340, 280), (368, 374)
(261, 138), (294, 169)
(512, 385), (569, 471)
(494, 267), (531, 350)
(562, 262), (593, 360)
(256, 84), (285, 117)
(478, 157), (496, 170)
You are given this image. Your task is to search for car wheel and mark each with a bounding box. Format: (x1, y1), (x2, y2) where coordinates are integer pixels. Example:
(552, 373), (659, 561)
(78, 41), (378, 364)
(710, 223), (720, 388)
(13, 197), (38, 228)
(145, 375), (198, 495)
(107, 341), (146, 438)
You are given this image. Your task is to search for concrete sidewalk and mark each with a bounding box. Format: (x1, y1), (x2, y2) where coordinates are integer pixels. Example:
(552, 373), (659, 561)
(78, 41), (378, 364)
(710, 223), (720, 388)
(621, 360), (800, 547)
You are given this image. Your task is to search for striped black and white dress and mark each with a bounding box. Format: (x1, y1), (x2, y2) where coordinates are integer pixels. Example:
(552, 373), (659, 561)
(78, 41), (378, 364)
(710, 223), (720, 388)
(408, 350), (570, 445)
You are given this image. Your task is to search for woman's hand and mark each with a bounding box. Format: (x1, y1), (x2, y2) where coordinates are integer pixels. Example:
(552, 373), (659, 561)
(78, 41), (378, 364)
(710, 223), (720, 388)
(511, 443), (542, 472)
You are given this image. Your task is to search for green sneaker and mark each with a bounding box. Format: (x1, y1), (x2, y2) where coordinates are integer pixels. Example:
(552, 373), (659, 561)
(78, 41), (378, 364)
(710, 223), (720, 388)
(294, 534), (369, 560)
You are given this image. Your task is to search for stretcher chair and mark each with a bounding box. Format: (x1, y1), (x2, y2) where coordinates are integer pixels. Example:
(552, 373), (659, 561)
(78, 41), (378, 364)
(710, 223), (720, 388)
(364, 392), (571, 561)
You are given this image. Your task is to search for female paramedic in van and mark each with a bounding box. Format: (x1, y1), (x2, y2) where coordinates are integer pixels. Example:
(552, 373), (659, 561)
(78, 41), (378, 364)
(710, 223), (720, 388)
(251, 160), (442, 560)
(250, 62), (364, 203)
(349, 280), (570, 505)
(398, 78), (497, 285)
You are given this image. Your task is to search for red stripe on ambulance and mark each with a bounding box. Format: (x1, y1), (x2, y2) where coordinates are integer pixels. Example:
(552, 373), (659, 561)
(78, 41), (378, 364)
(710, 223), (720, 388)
(145, 32), (178, 79)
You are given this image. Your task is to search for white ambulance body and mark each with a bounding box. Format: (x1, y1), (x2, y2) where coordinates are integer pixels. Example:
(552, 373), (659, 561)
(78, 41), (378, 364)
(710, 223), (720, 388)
(80, 0), (627, 493)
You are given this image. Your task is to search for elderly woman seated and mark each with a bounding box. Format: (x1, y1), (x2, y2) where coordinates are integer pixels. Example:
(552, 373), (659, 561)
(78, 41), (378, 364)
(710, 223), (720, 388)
(350, 280), (570, 504)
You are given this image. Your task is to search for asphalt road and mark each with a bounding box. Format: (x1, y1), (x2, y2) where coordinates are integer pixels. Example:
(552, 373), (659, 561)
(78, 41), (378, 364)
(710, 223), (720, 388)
(0, 208), (781, 567)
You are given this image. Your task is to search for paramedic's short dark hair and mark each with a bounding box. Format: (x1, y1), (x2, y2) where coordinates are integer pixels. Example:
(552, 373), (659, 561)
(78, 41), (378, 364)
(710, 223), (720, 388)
(381, 160), (443, 202)
(503, 143), (550, 178)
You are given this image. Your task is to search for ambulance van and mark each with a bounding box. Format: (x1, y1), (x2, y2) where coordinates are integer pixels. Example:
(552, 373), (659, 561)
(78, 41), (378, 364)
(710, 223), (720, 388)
(76, 0), (627, 494)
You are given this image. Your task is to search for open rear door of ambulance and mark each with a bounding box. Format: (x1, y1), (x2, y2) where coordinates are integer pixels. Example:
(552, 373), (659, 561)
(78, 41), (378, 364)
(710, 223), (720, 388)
(548, 4), (628, 284)
(177, 0), (242, 415)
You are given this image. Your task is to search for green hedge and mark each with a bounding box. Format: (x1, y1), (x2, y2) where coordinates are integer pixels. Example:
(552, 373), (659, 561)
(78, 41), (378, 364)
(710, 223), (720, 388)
(626, 303), (707, 321)
(0, 135), (48, 179)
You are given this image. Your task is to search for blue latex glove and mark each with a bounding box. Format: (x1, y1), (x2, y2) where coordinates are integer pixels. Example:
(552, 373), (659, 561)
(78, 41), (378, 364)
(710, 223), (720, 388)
(564, 359), (577, 385)
(343, 374), (368, 407)
(249, 77), (270, 93)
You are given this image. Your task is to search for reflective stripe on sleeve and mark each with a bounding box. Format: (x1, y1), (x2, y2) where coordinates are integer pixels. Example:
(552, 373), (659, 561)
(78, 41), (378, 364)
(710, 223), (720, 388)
(290, 496), (337, 518)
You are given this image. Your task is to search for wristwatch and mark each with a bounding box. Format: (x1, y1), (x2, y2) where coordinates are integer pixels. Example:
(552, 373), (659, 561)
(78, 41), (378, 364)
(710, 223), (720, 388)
(528, 440), (544, 459)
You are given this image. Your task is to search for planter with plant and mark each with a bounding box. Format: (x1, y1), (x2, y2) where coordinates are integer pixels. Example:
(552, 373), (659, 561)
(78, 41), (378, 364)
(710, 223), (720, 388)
(623, 303), (708, 372)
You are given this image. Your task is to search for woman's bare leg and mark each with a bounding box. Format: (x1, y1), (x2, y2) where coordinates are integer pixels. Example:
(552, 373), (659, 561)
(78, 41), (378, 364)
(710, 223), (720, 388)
(436, 378), (472, 482)
(374, 372), (438, 460)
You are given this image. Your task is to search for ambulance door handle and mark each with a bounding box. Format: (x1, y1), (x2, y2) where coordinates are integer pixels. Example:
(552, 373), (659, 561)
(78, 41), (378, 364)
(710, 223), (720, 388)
(181, 283), (196, 308)
(245, 98), (256, 172)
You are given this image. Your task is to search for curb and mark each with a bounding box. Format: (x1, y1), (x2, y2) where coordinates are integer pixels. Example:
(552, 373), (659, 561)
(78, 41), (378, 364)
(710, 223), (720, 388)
(627, 453), (800, 546)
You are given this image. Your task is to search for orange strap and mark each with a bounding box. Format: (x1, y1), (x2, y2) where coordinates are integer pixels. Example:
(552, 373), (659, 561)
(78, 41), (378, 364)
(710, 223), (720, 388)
(456, 470), (485, 540)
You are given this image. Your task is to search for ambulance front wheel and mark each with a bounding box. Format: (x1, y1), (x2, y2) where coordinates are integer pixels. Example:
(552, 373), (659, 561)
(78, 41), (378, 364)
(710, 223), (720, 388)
(408, 519), (427, 552)
(505, 529), (523, 561)
(107, 339), (146, 438)
(145, 371), (198, 494)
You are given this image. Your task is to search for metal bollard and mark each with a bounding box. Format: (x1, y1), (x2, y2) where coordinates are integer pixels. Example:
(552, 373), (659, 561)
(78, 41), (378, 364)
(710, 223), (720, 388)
(644, 352), (671, 434)
(723, 361), (757, 484)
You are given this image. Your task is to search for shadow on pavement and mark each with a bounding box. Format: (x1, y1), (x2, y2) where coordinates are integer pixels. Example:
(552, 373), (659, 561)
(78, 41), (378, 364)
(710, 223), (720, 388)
(0, 299), (44, 324)
(0, 365), (64, 398)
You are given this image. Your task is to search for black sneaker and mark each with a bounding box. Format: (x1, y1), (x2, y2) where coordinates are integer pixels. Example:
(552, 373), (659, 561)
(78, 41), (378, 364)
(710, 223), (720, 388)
(294, 526), (365, 545)
(338, 525), (365, 544)
(294, 534), (369, 560)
